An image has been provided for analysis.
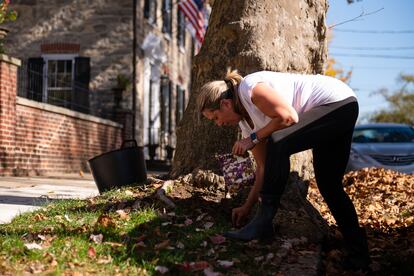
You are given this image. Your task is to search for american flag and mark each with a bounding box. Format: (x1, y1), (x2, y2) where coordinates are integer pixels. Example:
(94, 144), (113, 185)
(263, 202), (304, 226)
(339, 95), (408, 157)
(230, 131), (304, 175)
(178, 0), (207, 44)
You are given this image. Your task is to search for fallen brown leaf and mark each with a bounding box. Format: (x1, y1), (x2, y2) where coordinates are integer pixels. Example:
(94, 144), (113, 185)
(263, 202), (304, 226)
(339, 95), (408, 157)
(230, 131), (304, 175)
(87, 246), (96, 258)
(33, 213), (47, 222)
(97, 255), (112, 264)
(116, 209), (130, 220)
(96, 214), (115, 228)
(154, 240), (170, 250)
(177, 261), (210, 272)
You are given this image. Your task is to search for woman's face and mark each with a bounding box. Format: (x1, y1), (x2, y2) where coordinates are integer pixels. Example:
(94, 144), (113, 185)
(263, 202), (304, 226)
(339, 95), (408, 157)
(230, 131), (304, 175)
(202, 99), (242, 127)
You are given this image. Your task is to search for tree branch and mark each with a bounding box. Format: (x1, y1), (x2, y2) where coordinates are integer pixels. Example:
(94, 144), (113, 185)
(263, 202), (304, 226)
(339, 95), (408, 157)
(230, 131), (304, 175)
(328, 8), (384, 29)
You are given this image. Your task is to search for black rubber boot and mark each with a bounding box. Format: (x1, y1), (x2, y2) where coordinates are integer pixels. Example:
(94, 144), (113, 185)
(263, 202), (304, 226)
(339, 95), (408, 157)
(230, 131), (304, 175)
(342, 227), (372, 271)
(224, 194), (280, 241)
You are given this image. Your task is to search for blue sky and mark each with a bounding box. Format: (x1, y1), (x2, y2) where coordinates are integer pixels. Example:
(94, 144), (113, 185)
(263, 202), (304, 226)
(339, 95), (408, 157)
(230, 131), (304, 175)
(327, 0), (414, 122)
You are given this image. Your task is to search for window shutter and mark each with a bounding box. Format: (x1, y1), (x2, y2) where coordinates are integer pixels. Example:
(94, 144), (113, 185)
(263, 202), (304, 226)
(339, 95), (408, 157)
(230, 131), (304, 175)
(176, 85), (184, 125)
(168, 80), (172, 133)
(144, 0), (150, 18)
(160, 76), (170, 133)
(74, 57), (90, 113)
(162, 0), (172, 34)
(27, 57), (44, 102)
(182, 88), (186, 115)
(177, 9), (186, 48)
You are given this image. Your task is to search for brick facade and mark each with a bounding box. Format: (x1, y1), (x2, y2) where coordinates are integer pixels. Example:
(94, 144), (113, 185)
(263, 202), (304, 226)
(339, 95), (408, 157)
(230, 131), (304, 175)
(0, 55), (18, 175)
(3, 0), (194, 158)
(40, 42), (80, 54)
(0, 55), (122, 176)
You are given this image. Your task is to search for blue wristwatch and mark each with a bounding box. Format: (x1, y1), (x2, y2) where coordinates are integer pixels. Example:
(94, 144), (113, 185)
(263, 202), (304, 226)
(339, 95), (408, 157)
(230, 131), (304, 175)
(250, 132), (260, 144)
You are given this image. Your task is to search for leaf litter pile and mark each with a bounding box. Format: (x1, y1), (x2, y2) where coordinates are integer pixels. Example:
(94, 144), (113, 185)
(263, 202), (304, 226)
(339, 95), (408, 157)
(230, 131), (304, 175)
(307, 167), (414, 275)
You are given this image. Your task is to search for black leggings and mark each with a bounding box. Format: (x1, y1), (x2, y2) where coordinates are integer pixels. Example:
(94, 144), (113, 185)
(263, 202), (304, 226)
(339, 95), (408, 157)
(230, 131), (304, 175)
(262, 96), (360, 234)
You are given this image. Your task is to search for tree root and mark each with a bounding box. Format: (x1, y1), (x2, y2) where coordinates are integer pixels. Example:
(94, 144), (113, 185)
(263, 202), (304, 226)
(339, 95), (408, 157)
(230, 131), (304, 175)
(156, 180), (176, 208)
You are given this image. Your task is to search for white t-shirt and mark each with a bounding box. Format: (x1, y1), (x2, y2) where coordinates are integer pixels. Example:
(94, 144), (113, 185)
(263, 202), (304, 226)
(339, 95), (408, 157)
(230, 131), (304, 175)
(238, 71), (356, 137)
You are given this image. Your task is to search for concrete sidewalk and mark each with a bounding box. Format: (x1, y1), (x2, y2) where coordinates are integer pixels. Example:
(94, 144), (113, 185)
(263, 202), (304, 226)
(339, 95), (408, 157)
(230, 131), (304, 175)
(0, 174), (99, 224)
(0, 171), (167, 224)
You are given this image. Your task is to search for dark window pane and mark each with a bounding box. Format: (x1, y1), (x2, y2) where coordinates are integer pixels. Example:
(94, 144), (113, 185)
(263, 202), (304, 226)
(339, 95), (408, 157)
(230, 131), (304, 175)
(144, 0), (157, 24)
(47, 60), (55, 88)
(47, 89), (72, 108)
(66, 60), (72, 72)
(177, 9), (186, 47)
(48, 60), (56, 75)
(47, 59), (73, 106)
(160, 76), (170, 133)
(176, 85), (185, 124)
(144, 0), (150, 18)
(162, 0), (172, 34)
(57, 60), (65, 73)
(353, 127), (414, 143)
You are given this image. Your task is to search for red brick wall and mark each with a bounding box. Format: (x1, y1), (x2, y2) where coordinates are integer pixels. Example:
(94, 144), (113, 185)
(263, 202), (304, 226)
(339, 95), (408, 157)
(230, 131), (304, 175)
(0, 55), (123, 176)
(40, 42), (80, 54)
(0, 57), (18, 175)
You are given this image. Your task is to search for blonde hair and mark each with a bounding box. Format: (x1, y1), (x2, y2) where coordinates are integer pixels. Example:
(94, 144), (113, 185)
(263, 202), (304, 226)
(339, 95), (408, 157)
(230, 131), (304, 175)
(196, 68), (245, 117)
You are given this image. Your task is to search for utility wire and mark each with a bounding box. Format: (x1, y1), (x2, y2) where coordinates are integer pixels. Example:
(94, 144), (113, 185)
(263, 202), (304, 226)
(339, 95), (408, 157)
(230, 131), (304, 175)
(341, 66), (414, 71)
(334, 29), (414, 34)
(331, 53), (414, 60)
(331, 46), (414, 51)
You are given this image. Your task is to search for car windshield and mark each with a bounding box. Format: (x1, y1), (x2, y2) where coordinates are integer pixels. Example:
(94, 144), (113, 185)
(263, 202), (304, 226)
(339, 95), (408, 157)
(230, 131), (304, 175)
(352, 126), (414, 143)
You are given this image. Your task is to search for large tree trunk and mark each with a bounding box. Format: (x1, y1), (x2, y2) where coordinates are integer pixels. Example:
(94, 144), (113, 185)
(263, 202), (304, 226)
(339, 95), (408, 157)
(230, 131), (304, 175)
(171, 0), (328, 178)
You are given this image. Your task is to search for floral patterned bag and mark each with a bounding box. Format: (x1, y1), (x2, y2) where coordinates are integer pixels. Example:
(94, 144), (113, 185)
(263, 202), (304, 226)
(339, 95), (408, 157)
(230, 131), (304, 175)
(216, 153), (256, 195)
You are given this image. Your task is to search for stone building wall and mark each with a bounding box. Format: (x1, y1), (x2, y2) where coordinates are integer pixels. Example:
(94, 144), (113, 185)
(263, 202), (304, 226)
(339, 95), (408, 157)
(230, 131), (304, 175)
(3, 0), (193, 158)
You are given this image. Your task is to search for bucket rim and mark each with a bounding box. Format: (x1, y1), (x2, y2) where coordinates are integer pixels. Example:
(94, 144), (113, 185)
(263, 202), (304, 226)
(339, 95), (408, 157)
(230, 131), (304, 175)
(88, 145), (145, 163)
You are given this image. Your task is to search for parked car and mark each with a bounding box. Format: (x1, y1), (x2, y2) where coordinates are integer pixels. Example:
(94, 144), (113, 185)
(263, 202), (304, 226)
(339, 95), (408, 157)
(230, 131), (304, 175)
(347, 123), (414, 174)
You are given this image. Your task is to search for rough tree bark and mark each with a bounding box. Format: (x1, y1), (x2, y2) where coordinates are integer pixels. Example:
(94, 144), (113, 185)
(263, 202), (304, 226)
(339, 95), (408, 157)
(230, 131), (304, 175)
(171, 0), (328, 179)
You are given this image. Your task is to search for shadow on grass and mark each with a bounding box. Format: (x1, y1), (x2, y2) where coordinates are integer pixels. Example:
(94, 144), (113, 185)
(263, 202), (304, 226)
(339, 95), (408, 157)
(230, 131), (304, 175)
(0, 195), (58, 206)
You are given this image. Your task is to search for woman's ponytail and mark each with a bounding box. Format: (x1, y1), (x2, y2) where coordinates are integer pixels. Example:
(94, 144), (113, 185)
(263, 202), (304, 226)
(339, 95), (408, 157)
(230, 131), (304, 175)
(224, 68), (247, 118)
(197, 68), (246, 118)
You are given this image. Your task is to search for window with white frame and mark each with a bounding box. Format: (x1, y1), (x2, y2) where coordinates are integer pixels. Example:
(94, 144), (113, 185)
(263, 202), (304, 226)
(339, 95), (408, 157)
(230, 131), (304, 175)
(25, 54), (91, 113)
(43, 54), (77, 108)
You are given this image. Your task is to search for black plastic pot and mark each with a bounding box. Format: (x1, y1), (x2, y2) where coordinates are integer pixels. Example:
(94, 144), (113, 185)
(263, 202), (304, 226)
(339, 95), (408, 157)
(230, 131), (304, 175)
(88, 140), (147, 193)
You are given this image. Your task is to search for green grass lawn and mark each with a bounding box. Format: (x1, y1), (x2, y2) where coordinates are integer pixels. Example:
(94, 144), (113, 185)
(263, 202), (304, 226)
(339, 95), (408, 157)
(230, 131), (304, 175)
(0, 184), (288, 275)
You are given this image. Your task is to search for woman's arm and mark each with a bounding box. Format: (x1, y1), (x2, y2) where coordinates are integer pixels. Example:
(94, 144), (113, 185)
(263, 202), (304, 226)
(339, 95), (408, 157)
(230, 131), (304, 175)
(243, 141), (266, 208)
(251, 83), (299, 141)
(232, 140), (267, 227)
(232, 82), (298, 156)
(240, 83), (294, 206)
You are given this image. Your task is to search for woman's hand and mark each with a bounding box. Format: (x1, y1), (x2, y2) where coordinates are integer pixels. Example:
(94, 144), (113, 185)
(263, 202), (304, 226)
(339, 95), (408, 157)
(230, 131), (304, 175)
(232, 204), (251, 227)
(232, 137), (255, 156)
